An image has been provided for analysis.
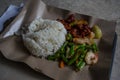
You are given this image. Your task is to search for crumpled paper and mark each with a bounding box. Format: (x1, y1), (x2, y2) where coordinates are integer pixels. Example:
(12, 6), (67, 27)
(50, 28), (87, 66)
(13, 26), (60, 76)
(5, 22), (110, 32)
(0, 4), (23, 32)
(0, 0), (116, 80)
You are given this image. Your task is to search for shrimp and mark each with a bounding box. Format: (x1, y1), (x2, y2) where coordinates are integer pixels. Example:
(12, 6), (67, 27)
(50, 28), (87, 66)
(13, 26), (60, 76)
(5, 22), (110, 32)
(85, 51), (98, 65)
(73, 37), (90, 44)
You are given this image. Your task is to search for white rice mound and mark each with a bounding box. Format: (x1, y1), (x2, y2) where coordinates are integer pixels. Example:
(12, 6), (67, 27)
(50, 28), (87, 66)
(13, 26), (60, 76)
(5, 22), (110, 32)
(22, 18), (67, 57)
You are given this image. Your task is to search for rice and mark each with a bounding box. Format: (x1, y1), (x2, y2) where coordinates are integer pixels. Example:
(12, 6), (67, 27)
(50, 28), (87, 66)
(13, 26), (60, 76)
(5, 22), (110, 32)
(22, 18), (67, 57)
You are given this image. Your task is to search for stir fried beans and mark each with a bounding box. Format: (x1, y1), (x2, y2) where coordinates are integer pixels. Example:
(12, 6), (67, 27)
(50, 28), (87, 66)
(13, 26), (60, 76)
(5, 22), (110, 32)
(47, 14), (102, 71)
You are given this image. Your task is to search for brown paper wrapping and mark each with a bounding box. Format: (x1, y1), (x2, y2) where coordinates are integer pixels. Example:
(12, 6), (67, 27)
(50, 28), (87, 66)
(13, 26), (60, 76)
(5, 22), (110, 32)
(0, 0), (116, 80)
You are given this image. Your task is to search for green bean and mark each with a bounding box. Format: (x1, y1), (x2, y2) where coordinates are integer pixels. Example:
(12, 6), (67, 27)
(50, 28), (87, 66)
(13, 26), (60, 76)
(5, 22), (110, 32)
(77, 44), (86, 51)
(68, 42), (74, 46)
(76, 48), (84, 55)
(91, 43), (98, 52)
(80, 54), (85, 59)
(61, 41), (68, 53)
(79, 44), (86, 47)
(47, 49), (62, 60)
(80, 49), (87, 59)
(53, 49), (61, 57)
(67, 53), (80, 65)
(69, 44), (75, 57)
(61, 54), (68, 63)
(76, 59), (83, 67)
(47, 55), (56, 60)
(78, 61), (86, 69)
(66, 33), (73, 41)
(74, 45), (79, 50)
(66, 46), (70, 58)
(55, 52), (60, 58)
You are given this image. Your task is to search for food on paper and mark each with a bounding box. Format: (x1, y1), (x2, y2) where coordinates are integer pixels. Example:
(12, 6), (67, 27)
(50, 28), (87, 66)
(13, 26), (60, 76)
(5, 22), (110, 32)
(22, 18), (67, 57)
(22, 14), (102, 71)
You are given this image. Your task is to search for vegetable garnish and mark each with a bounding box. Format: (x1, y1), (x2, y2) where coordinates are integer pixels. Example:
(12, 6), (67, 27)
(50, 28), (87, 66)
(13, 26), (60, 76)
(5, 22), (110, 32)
(47, 14), (102, 71)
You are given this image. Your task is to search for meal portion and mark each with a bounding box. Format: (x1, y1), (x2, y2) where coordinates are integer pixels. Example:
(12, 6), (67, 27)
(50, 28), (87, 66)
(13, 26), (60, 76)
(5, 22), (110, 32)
(22, 14), (102, 71)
